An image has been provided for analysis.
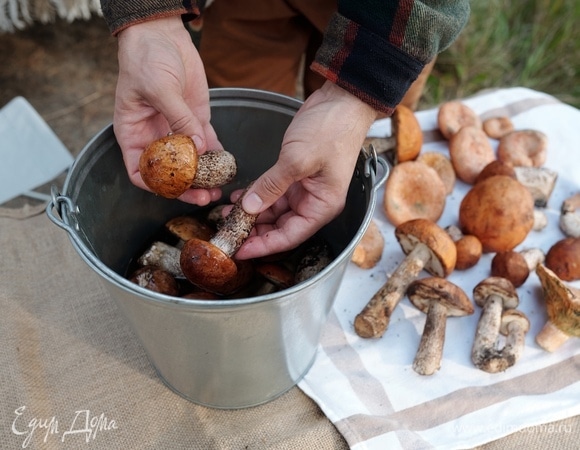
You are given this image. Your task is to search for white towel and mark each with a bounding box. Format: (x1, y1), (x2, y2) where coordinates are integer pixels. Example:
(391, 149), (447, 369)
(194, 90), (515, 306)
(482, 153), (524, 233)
(299, 87), (580, 450)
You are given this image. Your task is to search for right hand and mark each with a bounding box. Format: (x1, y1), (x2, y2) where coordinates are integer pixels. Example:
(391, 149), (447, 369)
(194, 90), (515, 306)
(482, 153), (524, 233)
(114, 16), (222, 205)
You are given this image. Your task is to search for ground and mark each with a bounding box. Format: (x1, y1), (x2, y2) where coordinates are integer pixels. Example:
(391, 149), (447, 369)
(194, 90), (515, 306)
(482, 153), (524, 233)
(0, 17), (118, 156)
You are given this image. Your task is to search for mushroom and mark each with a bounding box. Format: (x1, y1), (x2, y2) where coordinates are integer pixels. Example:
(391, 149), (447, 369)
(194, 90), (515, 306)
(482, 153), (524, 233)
(459, 175), (535, 252)
(416, 151), (456, 195)
(544, 237), (580, 281)
(180, 185), (258, 294)
(139, 134), (237, 198)
(482, 116), (514, 139)
(354, 219), (456, 338)
(513, 166), (558, 208)
(559, 193), (580, 238)
(407, 277), (474, 375)
(138, 241), (184, 278)
(491, 248), (545, 288)
(363, 104), (423, 165)
(448, 125), (495, 184)
(165, 215), (215, 245)
(383, 160), (446, 227)
(444, 225), (482, 270)
(129, 266), (179, 296)
(497, 129), (548, 168)
(532, 209), (548, 231)
(471, 277), (519, 372)
(496, 309), (530, 370)
(474, 160), (516, 185)
(437, 101), (482, 140)
(535, 264), (580, 352)
(256, 262), (295, 290)
(351, 219), (384, 269)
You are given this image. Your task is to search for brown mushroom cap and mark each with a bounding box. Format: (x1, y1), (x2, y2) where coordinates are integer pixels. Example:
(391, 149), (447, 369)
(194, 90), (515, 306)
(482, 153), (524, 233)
(454, 234), (483, 270)
(140, 134), (199, 198)
(437, 101), (482, 140)
(500, 309), (530, 336)
(545, 237), (580, 281)
(383, 161), (446, 226)
(351, 219), (384, 269)
(459, 175), (535, 253)
(482, 116), (514, 139)
(497, 129), (548, 167)
(129, 266), (179, 296)
(448, 126), (496, 185)
(491, 251), (531, 288)
(394, 219), (457, 277)
(139, 134), (237, 198)
(474, 160), (516, 185)
(473, 276), (519, 309)
(416, 152), (456, 195)
(165, 216), (215, 242)
(408, 277), (474, 317)
(392, 104), (423, 163)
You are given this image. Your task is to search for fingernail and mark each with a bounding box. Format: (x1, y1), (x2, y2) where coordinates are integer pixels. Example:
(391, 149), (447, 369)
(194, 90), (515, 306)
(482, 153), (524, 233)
(192, 134), (203, 150)
(243, 192), (263, 214)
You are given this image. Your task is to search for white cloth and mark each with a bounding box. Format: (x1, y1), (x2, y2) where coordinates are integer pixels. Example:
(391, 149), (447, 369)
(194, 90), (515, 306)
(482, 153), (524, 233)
(299, 87), (580, 450)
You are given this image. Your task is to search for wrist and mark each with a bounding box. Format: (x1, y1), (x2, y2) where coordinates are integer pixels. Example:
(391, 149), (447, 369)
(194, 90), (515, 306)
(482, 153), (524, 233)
(318, 81), (378, 124)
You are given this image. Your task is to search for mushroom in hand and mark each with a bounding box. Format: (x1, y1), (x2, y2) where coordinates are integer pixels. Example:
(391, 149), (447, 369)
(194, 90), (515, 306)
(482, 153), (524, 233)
(180, 185), (258, 294)
(535, 264), (580, 352)
(471, 277), (519, 372)
(354, 219), (456, 338)
(407, 277), (473, 375)
(139, 134), (237, 198)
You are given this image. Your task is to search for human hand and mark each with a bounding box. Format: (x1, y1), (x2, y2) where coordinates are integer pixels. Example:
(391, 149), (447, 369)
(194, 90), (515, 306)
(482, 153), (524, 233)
(114, 16), (222, 205)
(234, 81), (377, 260)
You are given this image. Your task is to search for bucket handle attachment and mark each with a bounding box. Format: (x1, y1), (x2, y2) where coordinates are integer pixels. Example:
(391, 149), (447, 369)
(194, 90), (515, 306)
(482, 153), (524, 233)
(46, 185), (81, 235)
(362, 143), (389, 191)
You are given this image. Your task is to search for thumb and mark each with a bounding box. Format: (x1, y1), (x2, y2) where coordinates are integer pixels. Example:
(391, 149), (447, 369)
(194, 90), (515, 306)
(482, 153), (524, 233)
(157, 97), (209, 154)
(242, 163), (297, 214)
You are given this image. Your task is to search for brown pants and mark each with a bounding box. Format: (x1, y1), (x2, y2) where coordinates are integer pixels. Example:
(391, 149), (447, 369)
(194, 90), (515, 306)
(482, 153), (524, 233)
(199, 0), (334, 98)
(199, 0), (434, 109)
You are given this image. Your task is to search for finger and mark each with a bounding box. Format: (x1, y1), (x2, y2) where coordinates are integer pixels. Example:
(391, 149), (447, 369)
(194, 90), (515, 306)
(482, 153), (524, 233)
(242, 163), (298, 215)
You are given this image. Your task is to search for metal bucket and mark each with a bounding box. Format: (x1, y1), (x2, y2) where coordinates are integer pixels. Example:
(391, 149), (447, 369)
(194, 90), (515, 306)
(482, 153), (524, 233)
(47, 88), (388, 409)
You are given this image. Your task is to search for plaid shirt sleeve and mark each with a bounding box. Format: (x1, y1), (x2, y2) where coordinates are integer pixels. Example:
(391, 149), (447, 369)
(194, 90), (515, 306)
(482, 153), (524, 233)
(312, 1), (471, 115)
(100, 0), (204, 35)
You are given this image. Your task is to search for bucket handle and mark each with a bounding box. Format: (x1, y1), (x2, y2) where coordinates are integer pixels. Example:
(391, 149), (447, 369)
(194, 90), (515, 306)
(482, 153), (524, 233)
(46, 185), (81, 236)
(362, 144), (389, 190)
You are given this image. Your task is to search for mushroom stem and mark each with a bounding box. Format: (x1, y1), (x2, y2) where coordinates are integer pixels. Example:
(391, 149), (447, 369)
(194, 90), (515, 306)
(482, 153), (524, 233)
(413, 301), (448, 376)
(138, 241), (184, 278)
(521, 248), (545, 272)
(471, 293), (504, 367)
(535, 320), (570, 352)
(354, 243), (431, 338)
(560, 193), (580, 238)
(513, 166), (558, 208)
(502, 317), (528, 363)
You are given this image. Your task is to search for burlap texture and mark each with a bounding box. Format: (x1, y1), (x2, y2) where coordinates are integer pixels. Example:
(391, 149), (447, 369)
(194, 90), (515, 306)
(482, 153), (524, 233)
(0, 208), (578, 449)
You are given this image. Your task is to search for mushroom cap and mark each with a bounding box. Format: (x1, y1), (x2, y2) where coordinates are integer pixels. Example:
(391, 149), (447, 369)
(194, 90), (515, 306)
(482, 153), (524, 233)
(383, 160), (446, 226)
(473, 277), (519, 309)
(392, 104), (423, 163)
(129, 266), (179, 296)
(394, 219), (457, 277)
(482, 116), (514, 139)
(407, 277), (474, 316)
(454, 234), (483, 270)
(560, 193), (580, 238)
(139, 134), (199, 199)
(449, 125), (496, 184)
(500, 309), (530, 335)
(536, 264), (580, 338)
(545, 237), (580, 281)
(351, 219), (384, 269)
(180, 238), (238, 294)
(437, 101), (482, 140)
(491, 251), (530, 288)
(416, 151), (456, 195)
(497, 129), (548, 167)
(256, 262), (294, 289)
(459, 175), (535, 252)
(474, 160), (516, 185)
(165, 216), (215, 242)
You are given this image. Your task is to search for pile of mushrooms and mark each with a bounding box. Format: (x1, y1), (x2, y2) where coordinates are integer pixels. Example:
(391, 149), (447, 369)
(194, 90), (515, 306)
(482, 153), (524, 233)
(353, 98), (579, 376)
